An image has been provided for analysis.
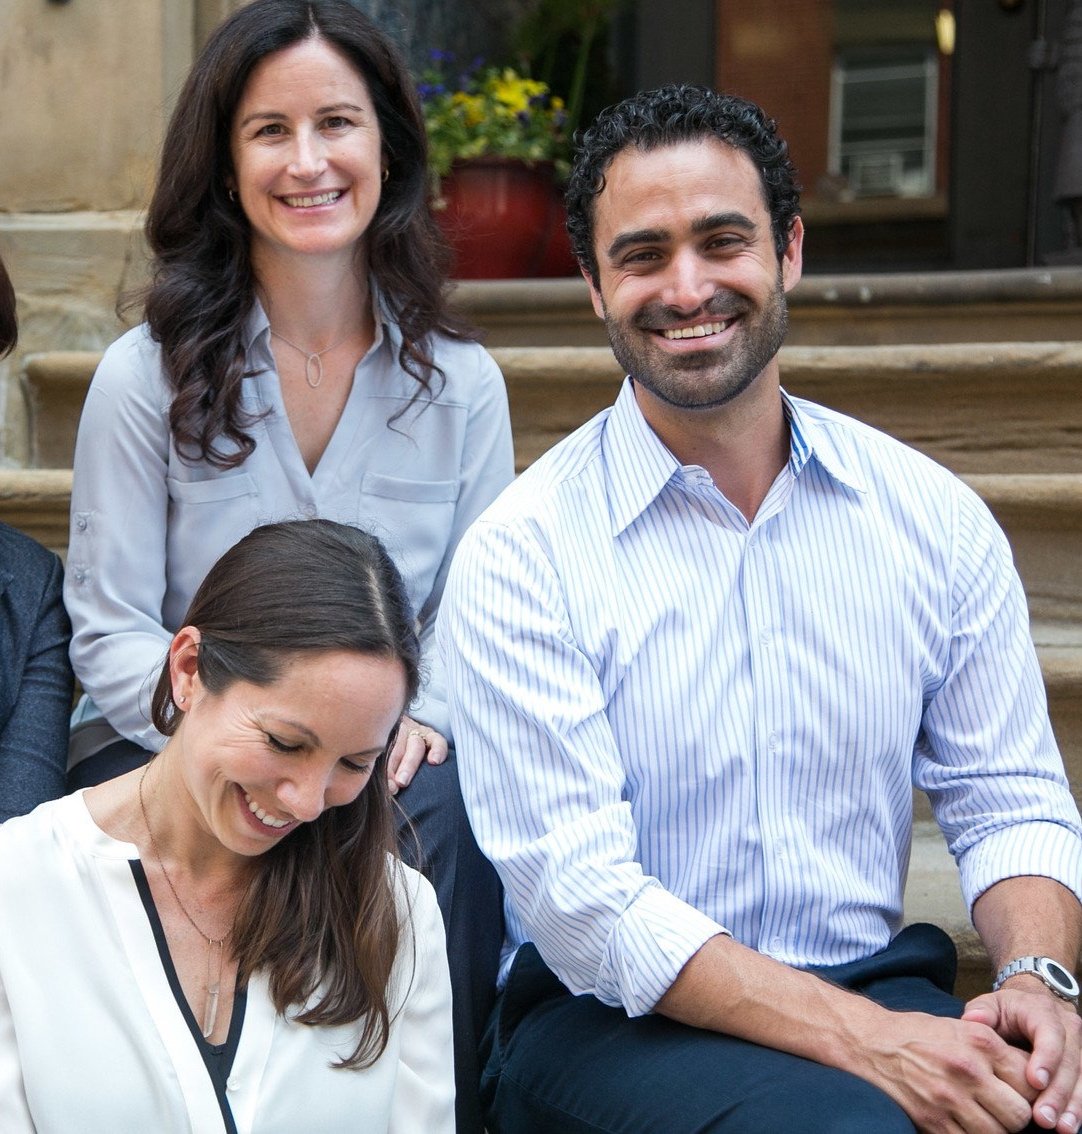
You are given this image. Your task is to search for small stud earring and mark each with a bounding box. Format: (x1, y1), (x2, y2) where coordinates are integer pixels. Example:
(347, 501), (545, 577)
(381, 168), (389, 184)
(227, 188), (237, 203)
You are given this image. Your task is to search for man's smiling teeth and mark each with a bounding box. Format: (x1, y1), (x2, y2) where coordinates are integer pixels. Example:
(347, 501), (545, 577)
(281, 190), (343, 208)
(662, 320), (729, 339)
(244, 791), (291, 828)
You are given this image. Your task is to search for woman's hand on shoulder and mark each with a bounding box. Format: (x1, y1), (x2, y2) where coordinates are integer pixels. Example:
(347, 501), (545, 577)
(387, 716), (448, 794)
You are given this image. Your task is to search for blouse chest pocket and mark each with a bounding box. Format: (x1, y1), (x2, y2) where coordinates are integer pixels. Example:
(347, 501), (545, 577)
(167, 473), (259, 505)
(360, 473), (461, 504)
(166, 473), (259, 573)
(357, 473), (461, 600)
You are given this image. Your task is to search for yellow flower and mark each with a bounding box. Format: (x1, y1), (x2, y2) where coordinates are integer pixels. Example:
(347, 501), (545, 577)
(491, 76), (529, 112)
(457, 93), (485, 127)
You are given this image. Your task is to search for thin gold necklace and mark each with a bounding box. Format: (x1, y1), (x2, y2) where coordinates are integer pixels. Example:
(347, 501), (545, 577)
(270, 328), (350, 389)
(138, 763), (233, 1038)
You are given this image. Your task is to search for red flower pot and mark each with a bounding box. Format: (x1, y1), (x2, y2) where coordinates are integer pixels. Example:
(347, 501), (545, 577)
(436, 158), (558, 279)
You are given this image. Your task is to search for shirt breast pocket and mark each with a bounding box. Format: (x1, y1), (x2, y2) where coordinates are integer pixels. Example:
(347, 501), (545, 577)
(166, 473), (259, 562)
(357, 473), (461, 600)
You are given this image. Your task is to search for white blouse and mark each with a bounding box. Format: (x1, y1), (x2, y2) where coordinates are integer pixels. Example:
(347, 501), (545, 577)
(0, 792), (455, 1133)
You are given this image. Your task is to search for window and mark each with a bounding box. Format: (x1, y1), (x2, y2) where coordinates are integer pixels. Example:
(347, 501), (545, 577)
(829, 47), (938, 197)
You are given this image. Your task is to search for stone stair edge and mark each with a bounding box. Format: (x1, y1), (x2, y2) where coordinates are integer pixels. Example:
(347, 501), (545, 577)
(491, 341), (1082, 367)
(449, 267), (1082, 312)
(19, 340), (1082, 384)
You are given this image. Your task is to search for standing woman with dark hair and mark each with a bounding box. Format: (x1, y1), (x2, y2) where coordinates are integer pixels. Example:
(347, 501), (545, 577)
(0, 520), (454, 1131)
(64, 2), (512, 1126)
(0, 254), (74, 822)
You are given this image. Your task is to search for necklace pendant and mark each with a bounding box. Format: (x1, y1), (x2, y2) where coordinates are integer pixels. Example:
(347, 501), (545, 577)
(202, 985), (220, 1039)
(304, 352), (323, 389)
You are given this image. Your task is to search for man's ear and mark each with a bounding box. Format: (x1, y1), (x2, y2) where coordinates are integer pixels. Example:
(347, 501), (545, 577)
(582, 265), (605, 320)
(780, 216), (804, 294)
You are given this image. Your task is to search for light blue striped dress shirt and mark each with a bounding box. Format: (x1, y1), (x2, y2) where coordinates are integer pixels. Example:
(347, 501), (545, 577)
(440, 380), (1082, 1017)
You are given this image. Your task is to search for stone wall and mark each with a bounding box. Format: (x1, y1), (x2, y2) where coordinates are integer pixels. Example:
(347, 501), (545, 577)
(0, 0), (203, 464)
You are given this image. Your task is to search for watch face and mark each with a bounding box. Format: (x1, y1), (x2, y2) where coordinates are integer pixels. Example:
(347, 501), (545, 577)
(1037, 957), (1081, 998)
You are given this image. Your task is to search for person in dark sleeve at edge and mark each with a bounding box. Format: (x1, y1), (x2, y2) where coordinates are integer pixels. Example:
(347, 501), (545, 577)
(440, 84), (1082, 1134)
(0, 253), (73, 823)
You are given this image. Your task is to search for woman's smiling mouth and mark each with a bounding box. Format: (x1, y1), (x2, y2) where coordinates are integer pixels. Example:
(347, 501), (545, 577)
(279, 190), (344, 208)
(242, 787), (294, 830)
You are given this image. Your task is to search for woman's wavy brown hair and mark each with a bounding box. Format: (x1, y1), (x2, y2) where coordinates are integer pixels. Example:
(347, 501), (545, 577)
(150, 519), (421, 1068)
(142, 0), (470, 469)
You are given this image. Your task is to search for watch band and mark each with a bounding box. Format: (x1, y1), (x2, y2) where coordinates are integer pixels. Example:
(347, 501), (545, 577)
(992, 956), (1080, 1005)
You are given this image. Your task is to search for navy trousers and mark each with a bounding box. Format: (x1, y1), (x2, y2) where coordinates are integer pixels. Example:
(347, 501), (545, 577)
(480, 923), (1041, 1133)
(71, 739), (503, 1134)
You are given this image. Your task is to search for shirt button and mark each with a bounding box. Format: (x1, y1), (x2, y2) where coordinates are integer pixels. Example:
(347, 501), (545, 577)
(74, 514), (89, 532)
(771, 936), (783, 952)
(759, 628), (771, 646)
(227, 1076), (239, 1092)
(768, 732), (778, 751)
(302, 503), (317, 518)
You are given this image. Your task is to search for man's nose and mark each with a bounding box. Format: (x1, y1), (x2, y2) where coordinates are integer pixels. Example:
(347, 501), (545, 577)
(660, 250), (716, 314)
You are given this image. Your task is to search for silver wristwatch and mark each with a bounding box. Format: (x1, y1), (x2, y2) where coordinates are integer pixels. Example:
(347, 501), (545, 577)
(992, 956), (1080, 1006)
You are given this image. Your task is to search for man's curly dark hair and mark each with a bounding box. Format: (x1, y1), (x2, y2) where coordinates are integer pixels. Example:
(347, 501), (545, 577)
(565, 84), (802, 286)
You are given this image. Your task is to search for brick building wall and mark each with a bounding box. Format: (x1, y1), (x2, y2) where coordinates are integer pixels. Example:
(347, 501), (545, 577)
(715, 0), (834, 195)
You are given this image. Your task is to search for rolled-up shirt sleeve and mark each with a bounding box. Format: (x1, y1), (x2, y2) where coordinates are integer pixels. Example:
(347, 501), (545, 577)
(440, 516), (726, 1016)
(915, 484), (1082, 910)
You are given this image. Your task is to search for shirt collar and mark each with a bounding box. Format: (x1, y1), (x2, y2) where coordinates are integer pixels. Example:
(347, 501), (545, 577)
(781, 389), (866, 493)
(603, 380), (866, 536)
(603, 380), (686, 536)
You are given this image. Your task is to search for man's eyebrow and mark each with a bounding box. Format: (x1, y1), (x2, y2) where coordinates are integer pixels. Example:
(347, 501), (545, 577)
(606, 228), (671, 260)
(692, 212), (757, 235)
(606, 213), (759, 260)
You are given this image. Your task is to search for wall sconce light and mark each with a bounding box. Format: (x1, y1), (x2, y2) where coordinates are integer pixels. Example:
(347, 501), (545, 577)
(935, 9), (956, 56)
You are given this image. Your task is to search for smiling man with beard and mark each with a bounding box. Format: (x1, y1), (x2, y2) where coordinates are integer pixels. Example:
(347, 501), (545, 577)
(440, 86), (1082, 1134)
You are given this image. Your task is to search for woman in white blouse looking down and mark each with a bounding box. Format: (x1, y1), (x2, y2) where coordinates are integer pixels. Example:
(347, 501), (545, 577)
(0, 519), (453, 1132)
(64, 3), (511, 1126)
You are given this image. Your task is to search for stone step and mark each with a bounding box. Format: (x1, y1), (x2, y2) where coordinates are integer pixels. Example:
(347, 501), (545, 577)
(492, 342), (1082, 474)
(962, 474), (1082, 628)
(23, 351), (101, 469)
(0, 469), (71, 554)
(453, 267), (1082, 349)
(19, 340), (1082, 474)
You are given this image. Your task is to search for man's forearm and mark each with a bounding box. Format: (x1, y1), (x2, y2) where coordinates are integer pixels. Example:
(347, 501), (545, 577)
(655, 932), (1035, 1131)
(972, 875), (1082, 978)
